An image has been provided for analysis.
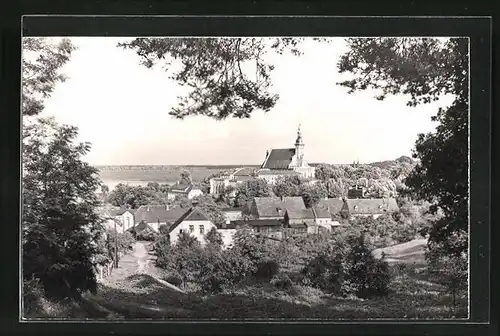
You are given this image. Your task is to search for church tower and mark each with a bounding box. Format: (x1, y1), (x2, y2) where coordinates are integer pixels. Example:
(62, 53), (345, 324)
(295, 124), (305, 167)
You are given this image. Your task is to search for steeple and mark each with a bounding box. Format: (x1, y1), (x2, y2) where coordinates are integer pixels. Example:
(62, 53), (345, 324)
(295, 123), (304, 147)
(294, 124), (305, 167)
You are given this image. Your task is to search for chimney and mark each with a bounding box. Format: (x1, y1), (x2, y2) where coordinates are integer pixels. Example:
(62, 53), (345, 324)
(147, 206), (150, 212)
(280, 195), (284, 202)
(166, 203), (170, 211)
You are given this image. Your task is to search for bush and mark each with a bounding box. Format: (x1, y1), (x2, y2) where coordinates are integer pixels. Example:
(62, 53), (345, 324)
(343, 235), (391, 298)
(270, 273), (293, 290)
(301, 234), (391, 299)
(301, 252), (344, 294)
(136, 229), (157, 241)
(163, 273), (183, 287)
(23, 277), (45, 316)
(255, 260), (280, 280)
(158, 224), (170, 235)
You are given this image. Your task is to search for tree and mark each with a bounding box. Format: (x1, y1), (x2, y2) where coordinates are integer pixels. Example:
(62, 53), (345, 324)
(234, 178), (271, 208)
(426, 232), (468, 312)
(106, 184), (165, 209)
(100, 184), (109, 196)
(105, 229), (136, 263)
(205, 227), (224, 248)
(299, 183), (327, 208)
(146, 182), (160, 192)
(118, 38), (304, 119)
(22, 117), (103, 299)
(180, 170), (192, 184)
(338, 37), (468, 257)
(272, 175), (303, 198)
(22, 37), (76, 116)
(196, 196), (227, 228)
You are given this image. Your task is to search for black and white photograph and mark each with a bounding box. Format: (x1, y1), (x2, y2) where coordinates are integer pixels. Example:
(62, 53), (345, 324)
(19, 19), (481, 322)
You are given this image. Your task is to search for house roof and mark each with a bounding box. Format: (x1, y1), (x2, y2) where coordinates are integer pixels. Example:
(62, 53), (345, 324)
(285, 208), (315, 220)
(312, 206), (331, 219)
(169, 207), (212, 233)
(261, 148), (296, 170)
(169, 183), (191, 192)
(232, 219), (283, 227)
(135, 205), (186, 224)
(253, 196), (306, 218)
(115, 207), (135, 216)
(317, 198), (346, 215)
(233, 167), (256, 176)
(345, 198), (399, 215)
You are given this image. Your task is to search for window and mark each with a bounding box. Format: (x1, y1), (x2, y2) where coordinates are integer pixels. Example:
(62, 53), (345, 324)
(199, 225), (204, 234)
(189, 225), (194, 233)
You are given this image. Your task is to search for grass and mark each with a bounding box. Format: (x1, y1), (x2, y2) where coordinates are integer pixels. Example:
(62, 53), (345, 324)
(89, 261), (467, 320)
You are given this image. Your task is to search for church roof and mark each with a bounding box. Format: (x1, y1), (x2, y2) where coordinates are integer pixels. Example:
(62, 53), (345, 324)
(261, 148), (296, 170)
(257, 169), (300, 176)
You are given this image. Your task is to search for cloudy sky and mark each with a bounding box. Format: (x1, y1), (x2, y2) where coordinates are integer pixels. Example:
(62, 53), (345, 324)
(37, 37), (453, 166)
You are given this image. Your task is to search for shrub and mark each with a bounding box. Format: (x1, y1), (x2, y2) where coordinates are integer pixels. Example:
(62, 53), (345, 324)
(136, 228), (157, 241)
(270, 273), (293, 290)
(301, 234), (391, 298)
(195, 247), (254, 294)
(343, 235), (391, 298)
(255, 260), (280, 280)
(23, 277), (45, 316)
(163, 273), (183, 287)
(158, 224), (170, 235)
(301, 252), (344, 294)
(205, 227), (223, 247)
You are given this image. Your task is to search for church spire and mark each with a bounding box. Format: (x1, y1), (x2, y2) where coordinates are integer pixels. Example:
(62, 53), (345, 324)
(295, 123), (304, 146)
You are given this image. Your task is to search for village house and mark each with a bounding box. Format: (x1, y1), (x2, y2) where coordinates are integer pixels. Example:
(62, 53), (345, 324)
(134, 204), (186, 232)
(283, 208), (320, 236)
(167, 182), (203, 200)
(209, 167), (256, 196)
(231, 219), (284, 240)
(168, 205), (218, 246)
(311, 205), (335, 230)
(221, 207), (243, 224)
(247, 196), (307, 220)
(341, 198), (399, 220)
(316, 198), (346, 225)
(256, 125), (316, 184)
(98, 207), (136, 233)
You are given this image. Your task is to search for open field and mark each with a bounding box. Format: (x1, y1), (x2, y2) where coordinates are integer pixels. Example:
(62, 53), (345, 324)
(372, 238), (427, 264)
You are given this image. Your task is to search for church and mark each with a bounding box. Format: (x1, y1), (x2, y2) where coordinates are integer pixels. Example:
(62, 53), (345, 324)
(256, 125), (316, 184)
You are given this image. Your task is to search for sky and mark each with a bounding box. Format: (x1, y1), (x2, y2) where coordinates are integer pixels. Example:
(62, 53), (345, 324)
(37, 37), (454, 166)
